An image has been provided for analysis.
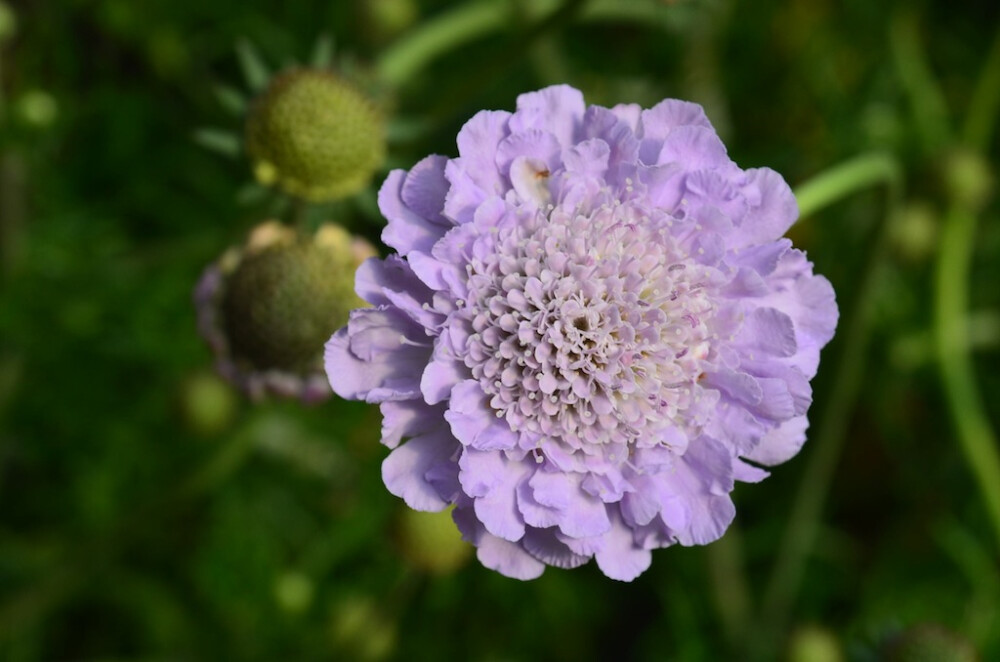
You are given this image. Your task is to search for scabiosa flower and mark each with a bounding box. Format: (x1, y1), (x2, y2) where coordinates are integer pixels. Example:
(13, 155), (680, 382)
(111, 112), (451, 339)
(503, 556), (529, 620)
(197, 221), (376, 402)
(326, 85), (838, 580)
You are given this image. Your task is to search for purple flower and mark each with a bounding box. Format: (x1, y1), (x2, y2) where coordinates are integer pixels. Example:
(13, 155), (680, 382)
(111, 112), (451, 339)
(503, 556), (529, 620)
(326, 86), (838, 580)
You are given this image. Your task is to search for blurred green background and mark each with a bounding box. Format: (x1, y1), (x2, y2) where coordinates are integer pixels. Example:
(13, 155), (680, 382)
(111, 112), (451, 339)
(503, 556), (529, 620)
(1, 0), (999, 659)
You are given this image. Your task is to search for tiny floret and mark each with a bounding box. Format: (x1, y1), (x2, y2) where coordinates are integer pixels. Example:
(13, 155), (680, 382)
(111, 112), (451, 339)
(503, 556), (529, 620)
(326, 86), (838, 580)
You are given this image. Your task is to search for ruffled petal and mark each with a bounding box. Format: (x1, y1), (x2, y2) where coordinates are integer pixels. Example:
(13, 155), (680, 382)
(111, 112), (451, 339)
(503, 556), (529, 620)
(379, 169), (451, 256)
(379, 400), (444, 449)
(325, 308), (430, 402)
(746, 415), (810, 466)
(522, 527), (591, 569)
(455, 110), (512, 196)
(659, 437), (736, 546)
(510, 84), (585, 148)
(401, 154), (451, 225)
(594, 507), (652, 581)
(477, 531), (545, 580)
(382, 426), (459, 511)
(445, 380), (518, 451)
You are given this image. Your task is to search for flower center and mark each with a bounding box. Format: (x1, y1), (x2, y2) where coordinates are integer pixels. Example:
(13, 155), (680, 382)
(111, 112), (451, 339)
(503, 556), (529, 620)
(463, 200), (715, 451)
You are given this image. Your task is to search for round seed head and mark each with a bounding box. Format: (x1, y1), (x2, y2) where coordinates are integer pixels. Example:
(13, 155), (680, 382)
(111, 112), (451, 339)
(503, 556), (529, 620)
(246, 69), (384, 201)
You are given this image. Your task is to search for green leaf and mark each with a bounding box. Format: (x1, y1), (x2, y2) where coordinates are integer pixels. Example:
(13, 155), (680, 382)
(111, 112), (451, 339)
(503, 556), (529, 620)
(213, 84), (247, 116)
(236, 39), (270, 92)
(310, 34), (335, 69)
(192, 128), (241, 158)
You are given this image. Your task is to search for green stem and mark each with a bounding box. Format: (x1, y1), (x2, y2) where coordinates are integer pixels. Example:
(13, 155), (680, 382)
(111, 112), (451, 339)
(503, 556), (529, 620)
(376, 0), (515, 88)
(707, 525), (752, 648)
(750, 154), (902, 659)
(794, 152), (901, 218)
(934, 203), (1000, 551)
(375, 0), (691, 89)
(963, 25), (1000, 150)
(889, 10), (952, 153)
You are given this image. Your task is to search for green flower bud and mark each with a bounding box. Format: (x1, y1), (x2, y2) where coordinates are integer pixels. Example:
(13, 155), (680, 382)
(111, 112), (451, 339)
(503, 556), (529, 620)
(274, 571), (314, 614)
(395, 505), (471, 575)
(246, 70), (384, 201)
(195, 221), (376, 403)
(177, 371), (238, 438)
(222, 224), (366, 372)
(944, 148), (993, 213)
(787, 625), (843, 662)
(15, 90), (58, 128)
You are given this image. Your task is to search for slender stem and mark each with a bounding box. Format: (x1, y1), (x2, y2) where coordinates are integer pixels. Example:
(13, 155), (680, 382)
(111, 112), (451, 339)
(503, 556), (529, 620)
(963, 25), (1000, 150)
(889, 10), (951, 153)
(750, 154), (902, 660)
(934, 202), (1000, 550)
(375, 0), (691, 90)
(931, 18), (1000, 555)
(376, 0), (515, 88)
(706, 525), (752, 648)
(794, 152), (901, 219)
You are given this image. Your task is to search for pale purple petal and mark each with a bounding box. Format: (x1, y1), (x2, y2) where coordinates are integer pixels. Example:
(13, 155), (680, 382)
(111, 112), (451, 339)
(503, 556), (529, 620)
(379, 170), (450, 256)
(477, 531), (545, 580)
(734, 168), (799, 248)
(325, 309), (429, 402)
(401, 155), (451, 224)
(522, 527), (591, 569)
(379, 400), (443, 449)
(445, 380), (518, 451)
(382, 427), (458, 511)
(594, 508), (652, 582)
(510, 84), (585, 148)
(746, 415), (810, 466)
(455, 110), (512, 196)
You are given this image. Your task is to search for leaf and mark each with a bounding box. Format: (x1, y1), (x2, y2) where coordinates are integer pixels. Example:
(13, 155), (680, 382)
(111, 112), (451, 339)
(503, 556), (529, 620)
(236, 39), (270, 92)
(192, 128), (240, 158)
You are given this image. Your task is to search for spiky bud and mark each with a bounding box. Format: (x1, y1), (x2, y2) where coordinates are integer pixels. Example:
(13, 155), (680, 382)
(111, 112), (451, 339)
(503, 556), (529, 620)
(246, 70), (384, 201)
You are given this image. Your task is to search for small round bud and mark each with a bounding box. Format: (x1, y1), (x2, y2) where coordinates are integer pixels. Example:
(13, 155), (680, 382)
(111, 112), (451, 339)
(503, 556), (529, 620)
(787, 625), (844, 662)
(360, 0), (419, 43)
(177, 371), (238, 438)
(222, 240), (357, 371)
(273, 571), (314, 614)
(889, 201), (938, 263)
(246, 70), (384, 201)
(944, 148), (993, 213)
(15, 90), (58, 129)
(195, 221), (374, 402)
(395, 505), (471, 574)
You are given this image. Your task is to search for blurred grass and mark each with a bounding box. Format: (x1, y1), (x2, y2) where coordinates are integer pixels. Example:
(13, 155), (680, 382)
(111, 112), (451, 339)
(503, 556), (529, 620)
(1, 0), (999, 660)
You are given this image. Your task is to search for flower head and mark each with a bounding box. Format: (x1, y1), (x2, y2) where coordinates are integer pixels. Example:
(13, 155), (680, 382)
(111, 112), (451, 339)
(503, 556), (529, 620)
(197, 221), (376, 402)
(246, 69), (385, 201)
(326, 86), (838, 580)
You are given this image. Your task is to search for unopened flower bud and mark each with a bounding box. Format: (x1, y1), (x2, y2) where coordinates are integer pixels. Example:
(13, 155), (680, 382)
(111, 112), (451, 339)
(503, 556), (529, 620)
(944, 148), (993, 212)
(195, 221), (376, 402)
(395, 506), (470, 574)
(246, 70), (384, 201)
